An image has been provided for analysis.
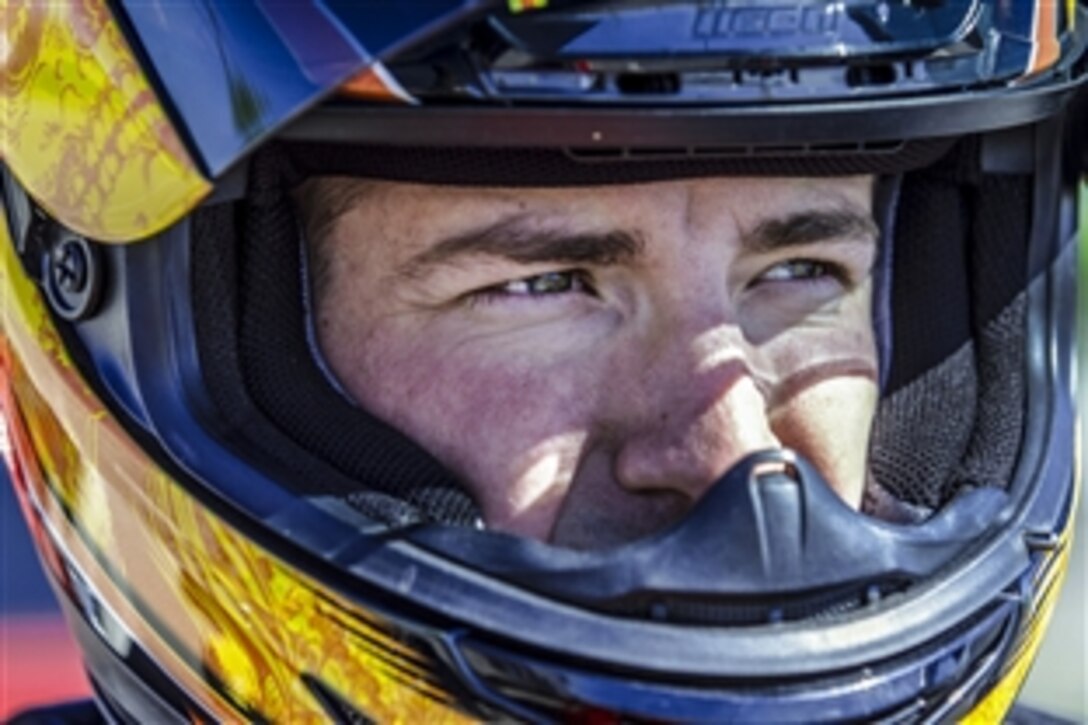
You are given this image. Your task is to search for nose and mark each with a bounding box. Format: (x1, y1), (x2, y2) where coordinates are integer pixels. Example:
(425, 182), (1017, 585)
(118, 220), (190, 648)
(613, 341), (781, 501)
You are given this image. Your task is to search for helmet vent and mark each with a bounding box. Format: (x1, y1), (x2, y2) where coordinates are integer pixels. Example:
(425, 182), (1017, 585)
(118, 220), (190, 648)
(733, 66), (802, 87)
(846, 63), (898, 88)
(616, 71), (681, 95)
(563, 139), (906, 162)
(284, 137), (955, 185)
(587, 577), (914, 626)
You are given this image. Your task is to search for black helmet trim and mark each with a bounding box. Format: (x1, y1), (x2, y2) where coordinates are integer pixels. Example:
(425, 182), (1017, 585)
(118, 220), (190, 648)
(277, 137), (956, 186)
(280, 76), (1086, 151)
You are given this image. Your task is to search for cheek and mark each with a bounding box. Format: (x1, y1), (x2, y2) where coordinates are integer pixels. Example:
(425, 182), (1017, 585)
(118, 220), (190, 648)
(757, 287), (877, 382)
(769, 377), (877, 508)
(342, 323), (603, 532)
(757, 299), (878, 508)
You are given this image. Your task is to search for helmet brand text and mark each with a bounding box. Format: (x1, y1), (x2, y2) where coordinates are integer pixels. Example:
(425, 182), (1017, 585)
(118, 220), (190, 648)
(694, 5), (841, 38)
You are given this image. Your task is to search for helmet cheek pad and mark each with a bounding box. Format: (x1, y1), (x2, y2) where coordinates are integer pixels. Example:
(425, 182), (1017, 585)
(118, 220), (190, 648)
(190, 152), (482, 526)
(871, 138), (1035, 516)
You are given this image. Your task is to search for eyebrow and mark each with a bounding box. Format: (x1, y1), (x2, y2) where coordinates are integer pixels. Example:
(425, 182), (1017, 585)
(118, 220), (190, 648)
(398, 213), (645, 279)
(397, 205), (877, 279)
(743, 207), (878, 253)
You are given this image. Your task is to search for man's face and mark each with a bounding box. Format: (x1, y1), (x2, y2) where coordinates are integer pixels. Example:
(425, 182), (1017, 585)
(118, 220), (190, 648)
(307, 176), (879, 549)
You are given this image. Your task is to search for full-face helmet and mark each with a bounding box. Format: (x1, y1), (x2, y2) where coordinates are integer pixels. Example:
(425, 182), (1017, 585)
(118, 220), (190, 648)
(1, 1), (1084, 721)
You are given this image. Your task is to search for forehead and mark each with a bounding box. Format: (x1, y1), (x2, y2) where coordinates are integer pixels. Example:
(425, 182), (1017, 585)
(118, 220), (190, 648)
(303, 177), (879, 283)
(312, 175), (874, 238)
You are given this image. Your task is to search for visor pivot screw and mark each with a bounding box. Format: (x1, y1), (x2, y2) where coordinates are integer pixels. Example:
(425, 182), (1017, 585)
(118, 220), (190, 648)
(54, 241), (86, 293)
(43, 234), (103, 322)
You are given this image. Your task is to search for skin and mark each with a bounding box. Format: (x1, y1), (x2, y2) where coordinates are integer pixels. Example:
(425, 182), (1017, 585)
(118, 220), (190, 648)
(305, 176), (879, 550)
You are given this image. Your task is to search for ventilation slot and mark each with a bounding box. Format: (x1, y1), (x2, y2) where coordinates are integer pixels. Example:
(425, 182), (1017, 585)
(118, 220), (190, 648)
(692, 146), (750, 157)
(733, 67), (801, 86)
(628, 146), (688, 158)
(592, 577), (913, 626)
(616, 72), (681, 95)
(810, 142), (866, 153)
(846, 63), (898, 87)
(566, 146), (625, 159)
(565, 140), (907, 162)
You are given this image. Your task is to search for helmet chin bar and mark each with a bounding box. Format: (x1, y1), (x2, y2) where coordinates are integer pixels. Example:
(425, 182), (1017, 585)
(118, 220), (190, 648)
(409, 448), (1008, 625)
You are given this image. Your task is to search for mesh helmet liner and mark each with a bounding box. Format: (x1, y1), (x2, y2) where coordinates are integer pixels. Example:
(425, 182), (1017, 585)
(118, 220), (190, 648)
(192, 168), (480, 526)
(873, 148), (1031, 512)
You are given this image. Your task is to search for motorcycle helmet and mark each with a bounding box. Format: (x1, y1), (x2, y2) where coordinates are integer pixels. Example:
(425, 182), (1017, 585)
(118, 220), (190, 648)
(1, 1), (1084, 721)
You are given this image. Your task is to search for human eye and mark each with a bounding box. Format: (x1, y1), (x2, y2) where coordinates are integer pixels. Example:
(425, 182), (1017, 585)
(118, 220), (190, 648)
(471, 270), (595, 303)
(752, 258), (847, 287)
